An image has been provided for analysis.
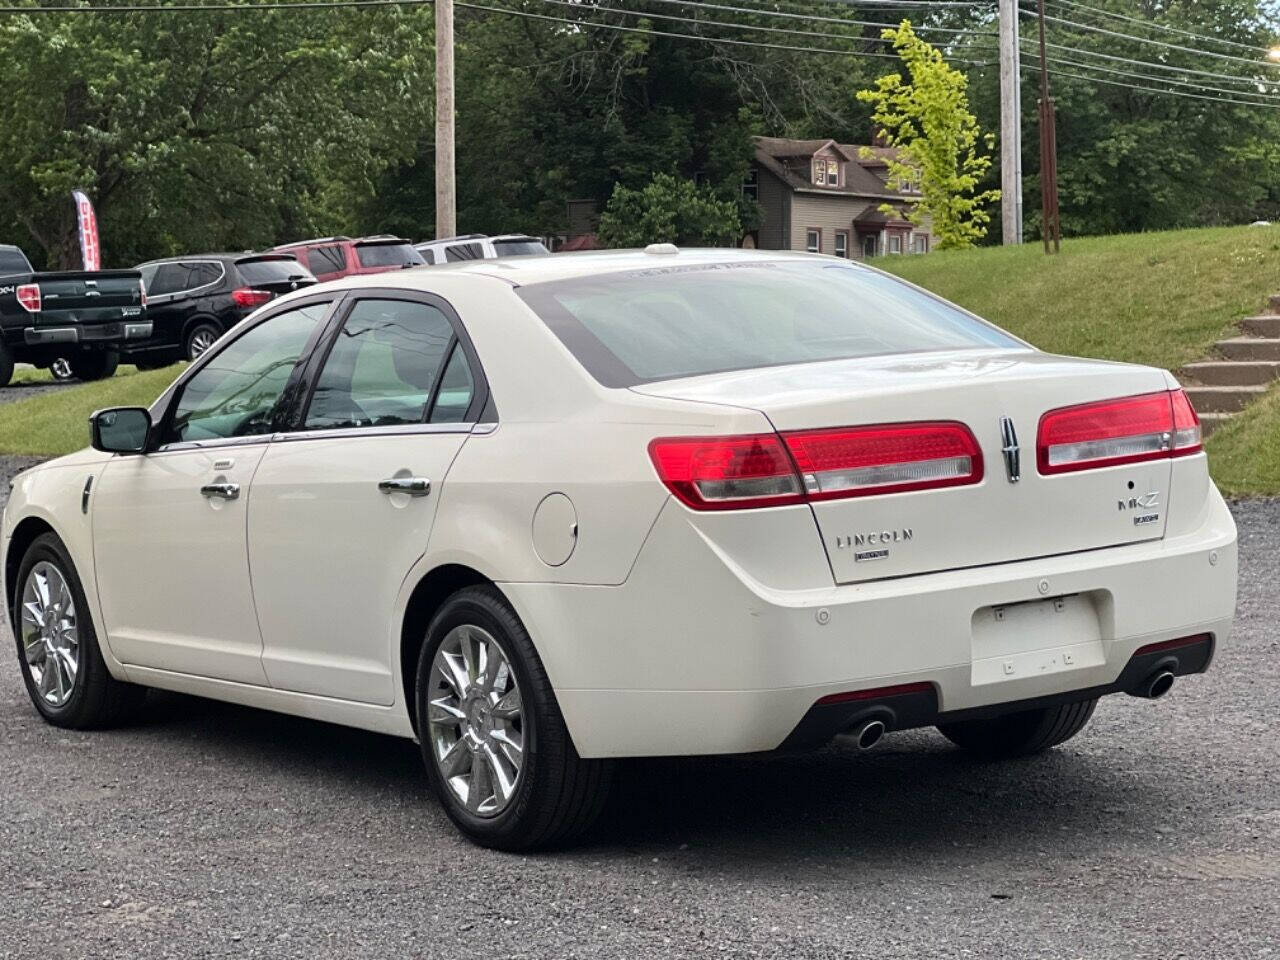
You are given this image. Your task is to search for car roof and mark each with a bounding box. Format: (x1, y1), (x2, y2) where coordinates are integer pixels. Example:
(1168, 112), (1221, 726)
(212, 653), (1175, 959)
(137, 253), (301, 266)
(385, 246), (832, 287)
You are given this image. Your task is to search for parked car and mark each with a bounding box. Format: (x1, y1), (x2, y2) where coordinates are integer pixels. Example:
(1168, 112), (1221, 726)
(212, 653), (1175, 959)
(269, 235), (423, 282)
(415, 233), (549, 265)
(3, 248), (1237, 851)
(0, 243), (149, 386)
(128, 254), (317, 366)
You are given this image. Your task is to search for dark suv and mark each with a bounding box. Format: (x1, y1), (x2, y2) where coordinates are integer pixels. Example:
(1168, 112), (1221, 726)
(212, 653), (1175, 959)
(127, 254), (316, 365)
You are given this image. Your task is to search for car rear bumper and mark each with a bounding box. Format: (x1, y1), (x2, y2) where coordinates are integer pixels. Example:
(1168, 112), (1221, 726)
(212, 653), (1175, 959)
(503, 487), (1237, 759)
(24, 321), (152, 346)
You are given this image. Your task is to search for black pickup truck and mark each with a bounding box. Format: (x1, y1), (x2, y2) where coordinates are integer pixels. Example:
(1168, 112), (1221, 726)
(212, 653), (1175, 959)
(0, 243), (150, 387)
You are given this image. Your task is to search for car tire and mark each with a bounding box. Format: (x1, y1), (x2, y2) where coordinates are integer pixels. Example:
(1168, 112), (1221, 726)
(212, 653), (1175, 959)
(12, 532), (146, 730)
(68, 350), (119, 382)
(185, 322), (221, 361)
(49, 358), (74, 381)
(937, 698), (1098, 758)
(415, 585), (612, 850)
(0, 341), (13, 387)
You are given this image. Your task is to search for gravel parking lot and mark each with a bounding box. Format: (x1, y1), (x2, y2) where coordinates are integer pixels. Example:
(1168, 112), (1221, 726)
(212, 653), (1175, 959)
(0, 454), (1276, 959)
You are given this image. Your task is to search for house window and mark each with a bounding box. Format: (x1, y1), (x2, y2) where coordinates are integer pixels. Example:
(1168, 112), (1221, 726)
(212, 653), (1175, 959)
(889, 235), (903, 254)
(812, 160), (825, 186)
(806, 229), (821, 253)
(827, 160), (839, 187)
(912, 234), (929, 254)
(834, 231), (849, 258)
(743, 168), (758, 202)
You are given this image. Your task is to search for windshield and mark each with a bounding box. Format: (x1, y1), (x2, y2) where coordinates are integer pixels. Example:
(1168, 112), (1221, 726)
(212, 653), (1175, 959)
(492, 238), (548, 258)
(355, 243), (425, 269)
(516, 261), (1024, 387)
(237, 257), (316, 285)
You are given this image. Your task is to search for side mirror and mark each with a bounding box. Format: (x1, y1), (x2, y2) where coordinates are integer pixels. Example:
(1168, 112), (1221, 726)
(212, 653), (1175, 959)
(90, 407), (152, 454)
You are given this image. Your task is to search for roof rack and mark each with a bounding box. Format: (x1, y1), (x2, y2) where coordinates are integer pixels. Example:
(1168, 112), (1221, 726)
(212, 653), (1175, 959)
(416, 233), (489, 245)
(272, 236), (352, 249)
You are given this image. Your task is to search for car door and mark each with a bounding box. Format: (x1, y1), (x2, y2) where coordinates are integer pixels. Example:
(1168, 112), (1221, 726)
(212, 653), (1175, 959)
(91, 299), (334, 684)
(141, 262), (193, 348)
(247, 292), (486, 705)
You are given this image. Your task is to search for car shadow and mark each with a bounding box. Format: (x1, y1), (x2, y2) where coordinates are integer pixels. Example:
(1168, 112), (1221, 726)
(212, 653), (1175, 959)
(115, 688), (1149, 870)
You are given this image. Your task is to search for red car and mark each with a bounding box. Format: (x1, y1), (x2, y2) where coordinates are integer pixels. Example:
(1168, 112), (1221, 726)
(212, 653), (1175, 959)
(269, 235), (424, 282)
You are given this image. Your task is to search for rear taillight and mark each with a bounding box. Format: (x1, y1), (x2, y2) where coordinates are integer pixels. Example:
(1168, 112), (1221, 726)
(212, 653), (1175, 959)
(15, 284), (40, 313)
(139, 278), (148, 308)
(647, 434), (804, 511)
(648, 421), (983, 511)
(1037, 389), (1201, 475)
(231, 287), (272, 308)
(783, 422), (983, 499)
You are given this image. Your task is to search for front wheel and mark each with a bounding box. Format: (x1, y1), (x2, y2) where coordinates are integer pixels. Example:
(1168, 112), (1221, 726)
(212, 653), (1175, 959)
(68, 350), (119, 382)
(937, 698), (1098, 758)
(13, 533), (146, 729)
(415, 585), (611, 850)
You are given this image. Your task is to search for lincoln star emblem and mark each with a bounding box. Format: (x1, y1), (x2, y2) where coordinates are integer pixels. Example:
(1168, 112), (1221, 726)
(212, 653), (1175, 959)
(1000, 416), (1020, 483)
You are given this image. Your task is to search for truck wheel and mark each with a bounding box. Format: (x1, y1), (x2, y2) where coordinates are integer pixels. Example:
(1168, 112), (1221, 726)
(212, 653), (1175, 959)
(49, 358), (74, 381)
(69, 350), (119, 382)
(0, 342), (13, 387)
(937, 698), (1098, 758)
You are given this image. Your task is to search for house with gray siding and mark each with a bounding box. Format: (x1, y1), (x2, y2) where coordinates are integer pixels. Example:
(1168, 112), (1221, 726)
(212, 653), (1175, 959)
(748, 136), (932, 258)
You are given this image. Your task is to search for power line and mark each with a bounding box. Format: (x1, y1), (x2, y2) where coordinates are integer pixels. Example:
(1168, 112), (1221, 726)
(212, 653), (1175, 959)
(0, 0), (428, 11)
(1018, 4), (1280, 70)
(1021, 45), (1280, 103)
(1023, 58), (1280, 108)
(1031, 34), (1280, 87)
(1046, 0), (1278, 58)
(618, 0), (993, 37)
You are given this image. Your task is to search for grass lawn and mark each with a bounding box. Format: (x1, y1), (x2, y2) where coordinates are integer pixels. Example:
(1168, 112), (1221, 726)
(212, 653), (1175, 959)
(0, 365), (184, 457)
(1198, 382), (1280, 497)
(878, 223), (1280, 373)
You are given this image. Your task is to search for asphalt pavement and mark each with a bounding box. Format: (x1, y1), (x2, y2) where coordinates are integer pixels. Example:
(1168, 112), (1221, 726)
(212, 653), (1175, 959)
(0, 453), (1276, 958)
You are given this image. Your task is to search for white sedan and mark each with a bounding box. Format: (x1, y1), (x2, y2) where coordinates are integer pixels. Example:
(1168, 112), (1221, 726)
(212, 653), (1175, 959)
(2, 247), (1237, 849)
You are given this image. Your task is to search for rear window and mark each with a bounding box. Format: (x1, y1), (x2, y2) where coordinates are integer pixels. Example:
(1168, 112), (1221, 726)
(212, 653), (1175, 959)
(0, 247), (32, 275)
(236, 258), (316, 285)
(444, 243), (484, 262)
(516, 261), (1023, 387)
(492, 238), (548, 258)
(355, 243), (424, 269)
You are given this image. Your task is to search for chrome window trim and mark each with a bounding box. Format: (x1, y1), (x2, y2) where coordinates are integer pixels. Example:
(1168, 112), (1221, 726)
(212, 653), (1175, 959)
(151, 435), (272, 455)
(148, 259), (227, 303)
(269, 422), (476, 443)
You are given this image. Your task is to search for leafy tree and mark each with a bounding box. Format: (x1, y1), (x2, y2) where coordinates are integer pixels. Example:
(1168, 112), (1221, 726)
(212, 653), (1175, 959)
(857, 20), (998, 248)
(0, 0), (433, 268)
(597, 172), (741, 246)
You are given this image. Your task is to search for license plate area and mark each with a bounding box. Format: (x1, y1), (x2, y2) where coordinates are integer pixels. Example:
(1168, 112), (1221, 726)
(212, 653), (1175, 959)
(970, 592), (1105, 686)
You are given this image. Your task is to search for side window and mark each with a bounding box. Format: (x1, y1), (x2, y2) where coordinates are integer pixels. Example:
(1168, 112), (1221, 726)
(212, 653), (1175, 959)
(193, 261), (223, 287)
(307, 245), (347, 276)
(164, 303), (329, 445)
(430, 343), (475, 423)
(304, 299), (457, 430)
(444, 243), (483, 262)
(138, 264), (159, 293)
(147, 263), (187, 296)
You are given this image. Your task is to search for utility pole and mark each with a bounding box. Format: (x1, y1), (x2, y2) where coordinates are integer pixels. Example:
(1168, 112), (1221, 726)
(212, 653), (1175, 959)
(1036, 0), (1061, 254)
(998, 0), (1023, 245)
(435, 0), (456, 239)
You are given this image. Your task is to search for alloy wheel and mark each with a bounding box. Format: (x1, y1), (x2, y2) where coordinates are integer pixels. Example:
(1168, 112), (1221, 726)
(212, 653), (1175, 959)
(19, 561), (79, 707)
(188, 329), (216, 359)
(427, 625), (525, 817)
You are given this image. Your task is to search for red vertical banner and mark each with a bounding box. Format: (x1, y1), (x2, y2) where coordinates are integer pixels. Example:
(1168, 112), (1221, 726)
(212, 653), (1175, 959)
(72, 189), (100, 271)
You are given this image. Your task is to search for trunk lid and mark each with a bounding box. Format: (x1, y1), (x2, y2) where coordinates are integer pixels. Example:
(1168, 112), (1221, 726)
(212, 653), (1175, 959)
(633, 348), (1176, 584)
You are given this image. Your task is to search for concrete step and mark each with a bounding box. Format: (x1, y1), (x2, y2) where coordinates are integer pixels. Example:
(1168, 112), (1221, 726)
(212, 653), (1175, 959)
(1217, 337), (1280, 361)
(1269, 293), (1280, 314)
(1242, 315), (1280, 338)
(1183, 384), (1269, 414)
(1198, 412), (1234, 438)
(1180, 360), (1280, 386)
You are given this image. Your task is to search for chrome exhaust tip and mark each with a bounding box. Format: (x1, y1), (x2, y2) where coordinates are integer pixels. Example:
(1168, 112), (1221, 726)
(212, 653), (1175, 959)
(848, 718), (887, 751)
(1134, 670), (1176, 700)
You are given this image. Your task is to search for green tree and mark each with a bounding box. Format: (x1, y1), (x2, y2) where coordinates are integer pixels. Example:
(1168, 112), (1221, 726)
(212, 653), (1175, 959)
(0, 0), (433, 268)
(857, 20), (998, 249)
(597, 172), (741, 247)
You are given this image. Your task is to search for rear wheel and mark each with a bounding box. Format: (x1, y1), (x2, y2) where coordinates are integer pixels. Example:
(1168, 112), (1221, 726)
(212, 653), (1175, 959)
(68, 350), (118, 382)
(185, 322), (220, 361)
(13, 533), (146, 729)
(937, 698), (1098, 758)
(49, 358), (74, 381)
(415, 585), (611, 850)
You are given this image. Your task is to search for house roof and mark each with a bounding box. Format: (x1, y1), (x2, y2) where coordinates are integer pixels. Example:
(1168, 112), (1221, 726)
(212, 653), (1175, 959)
(752, 136), (917, 201)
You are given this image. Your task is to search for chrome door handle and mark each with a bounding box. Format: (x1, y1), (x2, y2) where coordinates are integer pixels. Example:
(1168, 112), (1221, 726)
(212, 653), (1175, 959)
(378, 477), (431, 497)
(200, 482), (240, 501)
